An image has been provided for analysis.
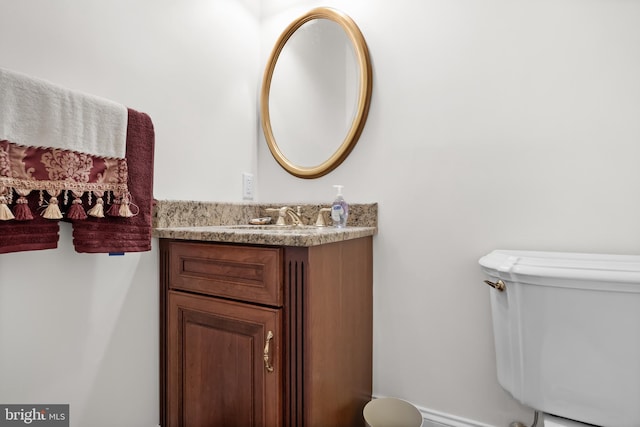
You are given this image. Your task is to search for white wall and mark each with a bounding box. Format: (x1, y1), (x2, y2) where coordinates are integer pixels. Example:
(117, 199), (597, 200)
(259, 1), (640, 426)
(2, 1), (639, 426)
(0, 0), (259, 426)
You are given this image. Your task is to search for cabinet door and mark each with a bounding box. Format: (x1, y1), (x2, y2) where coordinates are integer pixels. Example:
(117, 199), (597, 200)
(167, 291), (282, 427)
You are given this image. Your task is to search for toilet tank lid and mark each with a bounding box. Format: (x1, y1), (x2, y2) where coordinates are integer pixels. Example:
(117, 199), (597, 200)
(479, 249), (640, 289)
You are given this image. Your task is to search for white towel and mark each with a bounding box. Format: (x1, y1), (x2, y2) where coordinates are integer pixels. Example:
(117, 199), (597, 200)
(0, 67), (127, 159)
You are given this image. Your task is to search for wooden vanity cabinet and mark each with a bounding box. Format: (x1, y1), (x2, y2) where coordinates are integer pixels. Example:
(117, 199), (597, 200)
(159, 236), (373, 427)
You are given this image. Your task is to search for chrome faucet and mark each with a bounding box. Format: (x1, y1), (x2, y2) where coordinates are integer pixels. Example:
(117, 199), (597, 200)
(265, 206), (304, 226)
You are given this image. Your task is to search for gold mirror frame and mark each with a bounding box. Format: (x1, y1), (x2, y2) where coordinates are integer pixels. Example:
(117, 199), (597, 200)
(260, 7), (373, 179)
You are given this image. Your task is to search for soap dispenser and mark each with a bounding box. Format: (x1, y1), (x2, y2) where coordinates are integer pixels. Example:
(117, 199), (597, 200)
(331, 185), (349, 228)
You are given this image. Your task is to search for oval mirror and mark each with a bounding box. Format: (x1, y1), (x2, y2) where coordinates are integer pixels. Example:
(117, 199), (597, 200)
(260, 7), (372, 179)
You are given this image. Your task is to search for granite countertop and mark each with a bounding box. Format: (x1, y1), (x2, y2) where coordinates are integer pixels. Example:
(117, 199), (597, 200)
(152, 200), (377, 247)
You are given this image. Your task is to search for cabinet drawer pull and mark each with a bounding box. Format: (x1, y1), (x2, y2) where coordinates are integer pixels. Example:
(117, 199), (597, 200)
(263, 330), (274, 373)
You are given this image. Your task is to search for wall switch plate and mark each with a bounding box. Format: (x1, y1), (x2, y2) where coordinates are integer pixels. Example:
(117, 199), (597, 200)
(242, 172), (254, 200)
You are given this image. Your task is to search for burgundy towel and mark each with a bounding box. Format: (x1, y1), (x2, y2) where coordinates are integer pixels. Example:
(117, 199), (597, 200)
(0, 194), (59, 254)
(71, 108), (155, 253)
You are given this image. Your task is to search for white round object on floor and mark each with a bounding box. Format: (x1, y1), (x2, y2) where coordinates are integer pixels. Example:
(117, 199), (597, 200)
(363, 397), (423, 427)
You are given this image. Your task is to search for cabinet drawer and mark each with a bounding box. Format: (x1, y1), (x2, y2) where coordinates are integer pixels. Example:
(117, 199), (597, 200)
(166, 241), (283, 307)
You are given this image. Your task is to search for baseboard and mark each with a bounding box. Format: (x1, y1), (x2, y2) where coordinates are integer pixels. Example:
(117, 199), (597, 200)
(416, 403), (496, 427)
(372, 394), (494, 427)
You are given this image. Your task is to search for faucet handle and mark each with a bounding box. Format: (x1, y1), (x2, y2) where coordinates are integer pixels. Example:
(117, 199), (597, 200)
(315, 207), (332, 227)
(265, 207), (288, 225)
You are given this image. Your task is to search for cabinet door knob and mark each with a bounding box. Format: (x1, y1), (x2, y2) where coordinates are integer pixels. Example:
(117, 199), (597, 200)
(263, 330), (274, 373)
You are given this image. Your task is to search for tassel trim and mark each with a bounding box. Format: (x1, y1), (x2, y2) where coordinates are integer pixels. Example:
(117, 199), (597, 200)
(0, 195), (15, 221)
(13, 189), (34, 221)
(42, 195), (63, 220)
(65, 191), (87, 220)
(14, 197), (34, 221)
(67, 198), (88, 220)
(0, 187), (139, 221)
(87, 198), (105, 218)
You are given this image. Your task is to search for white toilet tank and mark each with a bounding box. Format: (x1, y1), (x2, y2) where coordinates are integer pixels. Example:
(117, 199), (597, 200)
(479, 250), (640, 427)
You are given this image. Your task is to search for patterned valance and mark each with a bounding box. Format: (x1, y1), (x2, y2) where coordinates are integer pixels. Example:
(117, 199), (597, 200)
(0, 140), (133, 221)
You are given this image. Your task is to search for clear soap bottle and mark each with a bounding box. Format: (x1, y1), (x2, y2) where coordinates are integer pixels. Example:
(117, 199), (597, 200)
(331, 185), (349, 228)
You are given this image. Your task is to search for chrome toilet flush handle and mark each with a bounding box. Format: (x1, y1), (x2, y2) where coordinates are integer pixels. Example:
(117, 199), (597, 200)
(484, 279), (506, 292)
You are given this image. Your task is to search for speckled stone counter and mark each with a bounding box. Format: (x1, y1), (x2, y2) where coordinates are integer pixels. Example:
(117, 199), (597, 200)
(152, 200), (377, 247)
